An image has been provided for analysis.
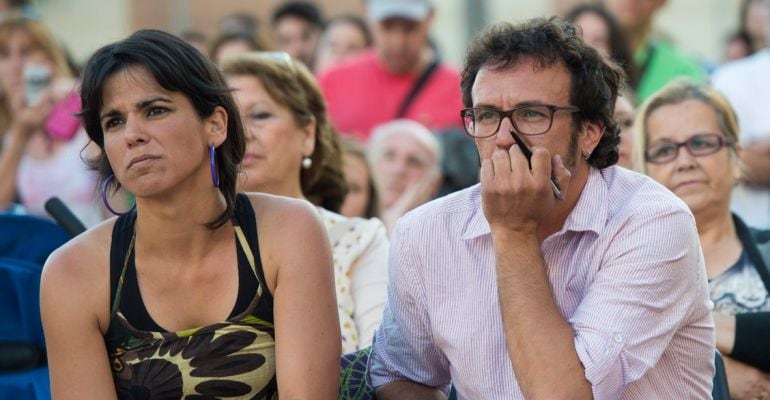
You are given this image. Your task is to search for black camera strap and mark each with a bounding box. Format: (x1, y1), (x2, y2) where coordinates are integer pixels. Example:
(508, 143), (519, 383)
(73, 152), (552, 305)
(395, 58), (440, 119)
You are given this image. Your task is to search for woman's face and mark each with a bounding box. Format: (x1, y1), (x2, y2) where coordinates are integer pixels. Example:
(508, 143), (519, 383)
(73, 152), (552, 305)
(645, 100), (737, 216)
(315, 21), (368, 73)
(228, 74), (314, 194)
(572, 12), (611, 57)
(614, 96), (635, 168)
(0, 28), (54, 100)
(340, 152), (371, 218)
(100, 66), (225, 198)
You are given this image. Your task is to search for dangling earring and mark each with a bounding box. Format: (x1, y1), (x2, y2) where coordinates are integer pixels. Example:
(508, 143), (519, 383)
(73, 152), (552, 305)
(210, 144), (219, 187)
(101, 174), (136, 216)
(301, 156), (312, 169)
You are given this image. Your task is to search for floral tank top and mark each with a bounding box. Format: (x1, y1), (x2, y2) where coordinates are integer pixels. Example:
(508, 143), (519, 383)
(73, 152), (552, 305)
(105, 194), (277, 399)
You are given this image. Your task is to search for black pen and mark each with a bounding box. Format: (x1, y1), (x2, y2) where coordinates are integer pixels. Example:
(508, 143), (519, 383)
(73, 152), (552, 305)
(509, 129), (565, 201)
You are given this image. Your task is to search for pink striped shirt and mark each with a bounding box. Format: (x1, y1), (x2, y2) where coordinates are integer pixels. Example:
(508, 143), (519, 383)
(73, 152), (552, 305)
(369, 166), (715, 399)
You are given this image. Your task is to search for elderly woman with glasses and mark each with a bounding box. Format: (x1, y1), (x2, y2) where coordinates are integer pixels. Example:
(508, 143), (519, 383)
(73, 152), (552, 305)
(633, 79), (770, 398)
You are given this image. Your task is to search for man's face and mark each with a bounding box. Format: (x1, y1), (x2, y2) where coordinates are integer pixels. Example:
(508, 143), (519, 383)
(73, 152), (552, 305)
(371, 16), (431, 74)
(274, 16), (321, 67)
(372, 130), (437, 208)
(603, 0), (666, 32)
(471, 58), (581, 171)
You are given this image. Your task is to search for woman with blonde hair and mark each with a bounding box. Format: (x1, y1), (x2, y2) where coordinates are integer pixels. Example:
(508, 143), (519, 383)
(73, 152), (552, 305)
(634, 79), (770, 398)
(0, 18), (102, 225)
(222, 52), (389, 353)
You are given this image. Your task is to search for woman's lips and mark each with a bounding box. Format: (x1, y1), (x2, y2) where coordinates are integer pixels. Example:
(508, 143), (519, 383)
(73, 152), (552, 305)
(241, 153), (262, 166)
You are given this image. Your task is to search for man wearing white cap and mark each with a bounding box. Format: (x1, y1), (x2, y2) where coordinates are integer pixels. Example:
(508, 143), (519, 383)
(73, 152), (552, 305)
(318, 0), (463, 142)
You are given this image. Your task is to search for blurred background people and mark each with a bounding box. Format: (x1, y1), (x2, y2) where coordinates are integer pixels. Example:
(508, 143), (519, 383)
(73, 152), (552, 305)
(742, 0), (770, 52)
(634, 79), (770, 398)
(0, 18), (102, 226)
(319, 0), (463, 141)
(340, 138), (380, 219)
(314, 14), (372, 75)
(270, 1), (324, 70)
(722, 30), (754, 62)
(217, 11), (261, 37)
(223, 52), (388, 353)
(614, 94), (636, 168)
(209, 30), (266, 65)
(603, 0), (706, 101)
(712, 0), (770, 229)
(367, 118), (441, 234)
(178, 29), (208, 57)
(565, 3), (637, 93)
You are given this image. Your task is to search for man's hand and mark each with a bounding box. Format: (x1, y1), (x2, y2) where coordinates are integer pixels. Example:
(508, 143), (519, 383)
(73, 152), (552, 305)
(382, 168), (442, 233)
(480, 144), (571, 234)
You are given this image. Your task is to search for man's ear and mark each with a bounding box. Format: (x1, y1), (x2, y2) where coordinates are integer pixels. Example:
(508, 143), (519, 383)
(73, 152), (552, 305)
(580, 120), (604, 157)
(207, 106), (228, 147)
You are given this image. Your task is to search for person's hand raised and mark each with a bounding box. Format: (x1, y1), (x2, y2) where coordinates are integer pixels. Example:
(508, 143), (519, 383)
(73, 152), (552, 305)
(480, 144), (571, 235)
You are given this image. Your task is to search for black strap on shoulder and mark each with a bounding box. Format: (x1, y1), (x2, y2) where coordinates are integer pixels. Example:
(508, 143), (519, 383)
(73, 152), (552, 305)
(395, 58), (440, 119)
(109, 210), (136, 310)
(734, 214), (770, 292)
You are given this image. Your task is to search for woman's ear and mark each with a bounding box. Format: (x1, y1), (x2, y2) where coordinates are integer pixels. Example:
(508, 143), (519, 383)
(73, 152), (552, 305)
(207, 106), (228, 147)
(301, 115), (317, 157)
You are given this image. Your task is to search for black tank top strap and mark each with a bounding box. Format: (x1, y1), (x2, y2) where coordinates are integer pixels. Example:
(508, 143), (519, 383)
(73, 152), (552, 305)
(233, 193), (273, 322)
(109, 209), (137, 318)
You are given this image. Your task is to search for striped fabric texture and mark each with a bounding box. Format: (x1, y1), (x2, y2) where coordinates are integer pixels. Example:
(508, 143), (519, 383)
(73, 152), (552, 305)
(369, 166), (715, 400)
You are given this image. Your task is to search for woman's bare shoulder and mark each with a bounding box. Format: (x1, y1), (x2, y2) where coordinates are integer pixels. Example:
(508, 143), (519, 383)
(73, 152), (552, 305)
(42, 217), (116, 296)
(243, 192), (321, 227)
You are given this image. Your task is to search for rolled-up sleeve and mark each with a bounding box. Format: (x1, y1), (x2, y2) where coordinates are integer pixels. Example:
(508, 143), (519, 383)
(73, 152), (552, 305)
(367, 220), (451, 392)
(569, 208), (714, 399)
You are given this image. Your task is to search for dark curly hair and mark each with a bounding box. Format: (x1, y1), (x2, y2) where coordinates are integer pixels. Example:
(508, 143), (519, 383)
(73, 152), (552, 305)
(460, 17), (625, 169)
(79, 29), (246, 229)
(221, 52), (347, 211)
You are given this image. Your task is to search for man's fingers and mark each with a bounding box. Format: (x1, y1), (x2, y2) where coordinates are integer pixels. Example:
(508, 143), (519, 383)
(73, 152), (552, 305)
(552, 154), (571, 191)
(530, 146), (552, 185)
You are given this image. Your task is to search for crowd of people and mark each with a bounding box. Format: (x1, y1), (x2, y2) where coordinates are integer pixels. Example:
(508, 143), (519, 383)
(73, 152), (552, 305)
(0, 0), (768, 398)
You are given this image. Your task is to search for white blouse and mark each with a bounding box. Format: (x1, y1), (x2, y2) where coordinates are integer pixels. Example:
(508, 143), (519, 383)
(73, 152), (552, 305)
(317, 207), (389, 353)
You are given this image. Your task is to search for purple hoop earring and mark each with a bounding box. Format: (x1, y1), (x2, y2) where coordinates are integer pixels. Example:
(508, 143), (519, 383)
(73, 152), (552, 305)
(101, 174), (135, 216)
(210, 144), (219, 187)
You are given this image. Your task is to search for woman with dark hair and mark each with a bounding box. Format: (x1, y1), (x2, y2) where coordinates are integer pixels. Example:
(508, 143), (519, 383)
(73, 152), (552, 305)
(314, 14), (372, 75)
(222, 52), (389, 354)
(40, 30), (340, 399)
(340, 138), (380, 219)
(565, 3), (638, 90)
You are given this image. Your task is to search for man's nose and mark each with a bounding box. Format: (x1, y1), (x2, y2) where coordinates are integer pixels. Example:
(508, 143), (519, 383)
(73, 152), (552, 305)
(494, 116), (516, 149)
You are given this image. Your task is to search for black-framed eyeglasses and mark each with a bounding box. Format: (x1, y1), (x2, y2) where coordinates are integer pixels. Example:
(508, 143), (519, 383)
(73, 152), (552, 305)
(644, 133), (734, 164)
(460, 104), (580, 138)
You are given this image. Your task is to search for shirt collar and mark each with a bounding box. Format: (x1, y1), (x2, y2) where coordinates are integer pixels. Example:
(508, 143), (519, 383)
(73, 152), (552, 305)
(461, 167), (609, 241)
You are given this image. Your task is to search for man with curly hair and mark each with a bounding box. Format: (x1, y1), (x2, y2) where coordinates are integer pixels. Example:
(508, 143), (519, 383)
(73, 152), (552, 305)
(369, 17), (715, 399)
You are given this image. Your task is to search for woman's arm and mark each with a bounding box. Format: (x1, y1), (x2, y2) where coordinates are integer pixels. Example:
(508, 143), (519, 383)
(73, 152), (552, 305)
(40, 237), (117, 399)
(716, 312), (770, 372)
(0, 90), (54, 208)
(262, 197), (341, 399)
